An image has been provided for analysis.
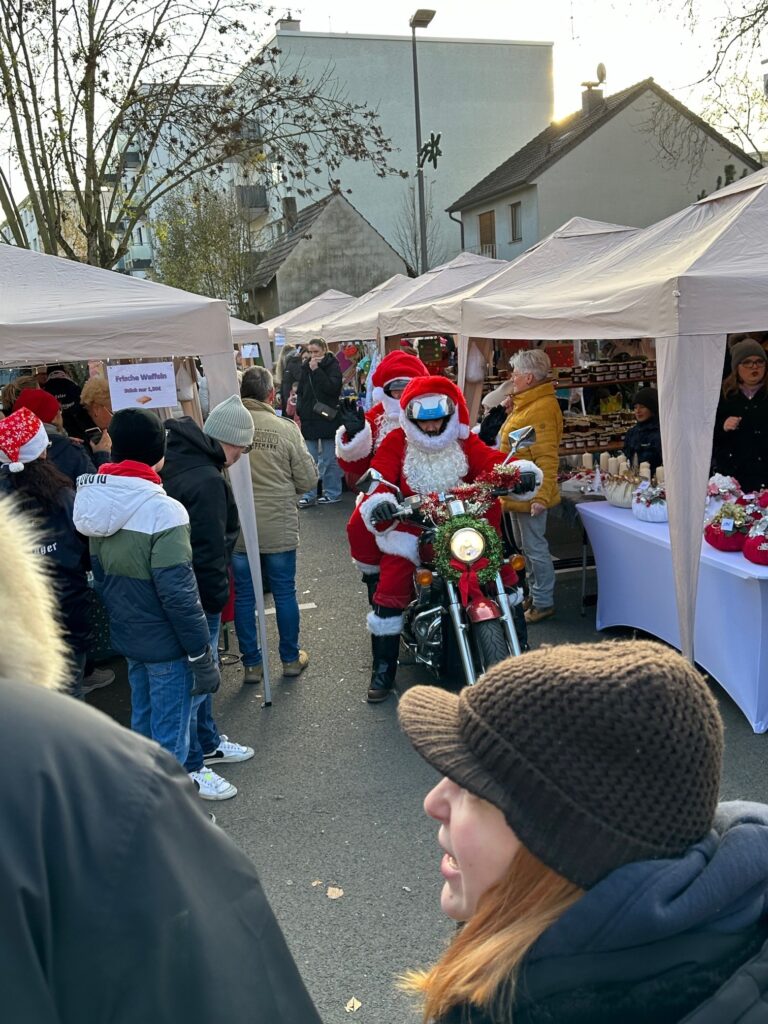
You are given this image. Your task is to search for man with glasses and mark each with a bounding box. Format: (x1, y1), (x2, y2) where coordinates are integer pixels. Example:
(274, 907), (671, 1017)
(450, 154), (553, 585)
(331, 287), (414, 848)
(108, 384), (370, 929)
(161, 396), (256, 801)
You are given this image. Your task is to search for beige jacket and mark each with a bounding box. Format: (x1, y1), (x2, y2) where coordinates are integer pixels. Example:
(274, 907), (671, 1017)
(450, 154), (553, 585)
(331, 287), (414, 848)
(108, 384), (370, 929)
(234, 398), (318, 554)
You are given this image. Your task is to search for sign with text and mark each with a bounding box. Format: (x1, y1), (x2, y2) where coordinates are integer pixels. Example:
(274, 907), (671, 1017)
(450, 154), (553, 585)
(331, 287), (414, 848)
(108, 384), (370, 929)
(107, 362), (177, 412)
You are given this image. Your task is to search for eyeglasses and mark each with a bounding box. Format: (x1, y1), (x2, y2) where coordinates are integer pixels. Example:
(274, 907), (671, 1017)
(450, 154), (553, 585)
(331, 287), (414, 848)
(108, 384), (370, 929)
(240, 443), (254, 454)
(740, 359), (765, 368)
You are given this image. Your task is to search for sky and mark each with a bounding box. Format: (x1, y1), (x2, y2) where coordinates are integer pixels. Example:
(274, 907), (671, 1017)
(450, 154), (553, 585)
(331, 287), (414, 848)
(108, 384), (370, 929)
(281, 0), (757, 123)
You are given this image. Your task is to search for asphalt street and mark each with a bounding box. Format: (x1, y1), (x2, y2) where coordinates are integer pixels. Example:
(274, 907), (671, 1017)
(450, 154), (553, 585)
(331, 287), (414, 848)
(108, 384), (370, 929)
(91, 492), (768, 1024)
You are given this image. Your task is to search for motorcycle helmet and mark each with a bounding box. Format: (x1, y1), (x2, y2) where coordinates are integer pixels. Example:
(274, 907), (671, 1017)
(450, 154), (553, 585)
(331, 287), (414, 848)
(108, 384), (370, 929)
(405, 393), (456, 434)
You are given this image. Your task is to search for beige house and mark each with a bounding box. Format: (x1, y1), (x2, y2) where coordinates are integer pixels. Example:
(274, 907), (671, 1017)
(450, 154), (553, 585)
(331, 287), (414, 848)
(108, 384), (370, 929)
(248, 193), (409, 322)
(449, 79), (762, 261)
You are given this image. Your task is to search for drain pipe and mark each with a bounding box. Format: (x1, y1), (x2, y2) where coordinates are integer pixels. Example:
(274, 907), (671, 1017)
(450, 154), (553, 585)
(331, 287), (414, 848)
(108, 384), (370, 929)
(448, 210), (464, 251)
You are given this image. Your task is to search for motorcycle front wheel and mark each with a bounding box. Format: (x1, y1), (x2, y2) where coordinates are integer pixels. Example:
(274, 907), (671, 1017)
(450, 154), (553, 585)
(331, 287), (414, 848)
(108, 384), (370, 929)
(473, 619), (512, 675)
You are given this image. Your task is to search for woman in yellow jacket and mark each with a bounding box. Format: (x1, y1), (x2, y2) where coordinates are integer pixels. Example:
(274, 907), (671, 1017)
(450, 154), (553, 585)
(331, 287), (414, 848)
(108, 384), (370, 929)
(499, 349), (563, 623)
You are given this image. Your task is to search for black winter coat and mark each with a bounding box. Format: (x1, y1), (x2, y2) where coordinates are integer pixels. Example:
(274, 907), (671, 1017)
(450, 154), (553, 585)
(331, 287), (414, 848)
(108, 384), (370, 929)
(0, 474), (90, 649)
(435, 803), (768, 1024)
(45, 428), (102, 485)
(296, 352), (343, 439)
(713, 387), (768, 492)
(280, 353), (304, 414)
(623, 417), (663, 474)
(0, 679), (322, 1024)
(160, 417), (240, 614)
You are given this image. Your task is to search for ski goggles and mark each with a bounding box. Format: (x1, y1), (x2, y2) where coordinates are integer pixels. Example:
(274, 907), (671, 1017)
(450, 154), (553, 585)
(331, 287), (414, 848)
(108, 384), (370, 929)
(383, 377), (412, 397)
(405, 394), (455, 421)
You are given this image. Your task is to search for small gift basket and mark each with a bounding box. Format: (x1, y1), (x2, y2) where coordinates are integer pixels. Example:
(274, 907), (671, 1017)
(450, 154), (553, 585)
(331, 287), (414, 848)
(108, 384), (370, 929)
(743, 516), (768, 566)
(703, 502), (751, 552)
(705, 474), (742, 522)
(604, 474), (638, 508)
(632, 484), (668, 522)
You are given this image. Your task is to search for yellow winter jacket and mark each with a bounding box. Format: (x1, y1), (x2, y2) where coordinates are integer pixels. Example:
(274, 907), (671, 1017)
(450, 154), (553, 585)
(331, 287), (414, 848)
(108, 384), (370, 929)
(499, 380), (563, 513)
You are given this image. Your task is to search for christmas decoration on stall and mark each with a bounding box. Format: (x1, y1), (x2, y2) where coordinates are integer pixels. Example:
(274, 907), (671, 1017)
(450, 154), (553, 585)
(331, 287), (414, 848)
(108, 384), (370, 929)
(704, 502), (752, 552)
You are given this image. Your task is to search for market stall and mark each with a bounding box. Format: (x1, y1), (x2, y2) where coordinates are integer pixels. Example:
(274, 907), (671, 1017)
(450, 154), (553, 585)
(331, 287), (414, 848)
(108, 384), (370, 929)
(249, 288), (354, 355)
(0, 245), (276, 703)
(461, 168), (768, 665)
(375, 218), (640, 421)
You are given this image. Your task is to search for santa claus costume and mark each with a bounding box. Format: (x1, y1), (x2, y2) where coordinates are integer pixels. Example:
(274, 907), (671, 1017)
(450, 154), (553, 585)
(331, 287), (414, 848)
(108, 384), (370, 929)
(336, 351), (428, 592)
(356, 375), (541, 702)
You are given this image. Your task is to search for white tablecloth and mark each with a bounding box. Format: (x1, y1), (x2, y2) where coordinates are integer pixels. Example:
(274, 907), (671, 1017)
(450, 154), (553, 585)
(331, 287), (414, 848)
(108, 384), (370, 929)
(578, 502), (768, 733)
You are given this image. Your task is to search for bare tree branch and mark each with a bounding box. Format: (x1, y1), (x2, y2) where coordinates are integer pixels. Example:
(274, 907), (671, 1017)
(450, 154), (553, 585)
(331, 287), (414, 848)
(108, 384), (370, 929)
(0, 0), (402, 268)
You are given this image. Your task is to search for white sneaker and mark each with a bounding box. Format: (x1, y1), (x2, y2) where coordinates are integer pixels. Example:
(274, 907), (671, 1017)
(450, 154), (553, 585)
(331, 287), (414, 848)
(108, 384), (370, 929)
(189, 767), (238, 801)
(203, 735), (255, 765)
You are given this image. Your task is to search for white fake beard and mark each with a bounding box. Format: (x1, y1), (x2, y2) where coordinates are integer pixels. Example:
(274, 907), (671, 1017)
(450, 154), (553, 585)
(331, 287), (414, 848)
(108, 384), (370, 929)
(403, 440), (469, 495)
(374, 409), (400, 449)
(381, 392), (402, 419)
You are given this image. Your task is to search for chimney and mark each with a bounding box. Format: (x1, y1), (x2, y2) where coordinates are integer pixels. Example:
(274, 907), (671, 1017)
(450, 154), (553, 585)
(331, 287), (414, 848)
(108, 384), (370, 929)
(581, 87), (604, 116)
(276, 15), (301, 32)
(282, 196), (298, 230)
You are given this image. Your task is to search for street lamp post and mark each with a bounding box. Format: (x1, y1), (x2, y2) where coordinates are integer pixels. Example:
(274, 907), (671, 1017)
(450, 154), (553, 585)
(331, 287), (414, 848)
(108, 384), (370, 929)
(410, 9), (435, 274)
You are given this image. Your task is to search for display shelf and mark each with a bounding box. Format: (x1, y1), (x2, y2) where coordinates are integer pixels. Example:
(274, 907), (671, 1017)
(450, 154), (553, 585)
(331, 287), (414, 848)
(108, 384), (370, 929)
(559, 441), (624, 457)
(553, 374), (656, 390)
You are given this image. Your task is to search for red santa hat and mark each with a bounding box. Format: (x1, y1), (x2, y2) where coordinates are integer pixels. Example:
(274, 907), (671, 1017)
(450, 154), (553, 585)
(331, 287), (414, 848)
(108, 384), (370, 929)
(399, 375), (470, 440)
(371, 351), (428, 403)
(0, 407), (49, 473)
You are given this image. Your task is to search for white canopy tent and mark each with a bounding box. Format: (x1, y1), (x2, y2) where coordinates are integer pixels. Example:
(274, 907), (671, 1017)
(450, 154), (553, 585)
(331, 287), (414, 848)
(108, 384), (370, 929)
(247, 288), (354, 355)
(376, 251), (506, 341)
(373, 218), (639, 389)
(461, 168), (768, 663)
(0, 245), (276, 703)
(320, 274), (417, 343)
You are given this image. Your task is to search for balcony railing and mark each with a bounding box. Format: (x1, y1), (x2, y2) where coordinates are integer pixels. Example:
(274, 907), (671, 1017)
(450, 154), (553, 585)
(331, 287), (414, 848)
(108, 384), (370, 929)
(235, 184), (268, 214)
(464, 243), (497, 259)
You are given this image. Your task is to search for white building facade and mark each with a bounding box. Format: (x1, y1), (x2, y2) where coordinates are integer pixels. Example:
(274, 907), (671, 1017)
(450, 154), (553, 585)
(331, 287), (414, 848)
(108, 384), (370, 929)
(262, 20), (553, 266)
(451, 80), (762, 261)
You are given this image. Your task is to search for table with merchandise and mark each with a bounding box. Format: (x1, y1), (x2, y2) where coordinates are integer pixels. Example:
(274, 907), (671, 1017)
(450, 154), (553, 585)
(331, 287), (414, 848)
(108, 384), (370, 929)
(577, 501), (768, 733)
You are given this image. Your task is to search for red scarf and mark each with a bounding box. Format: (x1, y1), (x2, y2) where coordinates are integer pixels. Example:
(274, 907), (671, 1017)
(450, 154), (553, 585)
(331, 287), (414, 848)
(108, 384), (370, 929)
(98, 461), (162, 484)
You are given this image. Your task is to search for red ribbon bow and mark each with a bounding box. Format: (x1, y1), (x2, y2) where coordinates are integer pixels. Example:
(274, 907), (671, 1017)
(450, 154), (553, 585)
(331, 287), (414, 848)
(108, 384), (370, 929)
(449, 557), (490, 605)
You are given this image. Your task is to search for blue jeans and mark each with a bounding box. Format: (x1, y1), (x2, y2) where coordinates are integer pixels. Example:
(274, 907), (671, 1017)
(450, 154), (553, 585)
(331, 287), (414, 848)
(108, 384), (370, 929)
(185, 612), (222, 773)
(232, 550), (300, 665)
(127, 656), (194, 766)
(302, 437), (342, 502)
(510, 509), (556, 608)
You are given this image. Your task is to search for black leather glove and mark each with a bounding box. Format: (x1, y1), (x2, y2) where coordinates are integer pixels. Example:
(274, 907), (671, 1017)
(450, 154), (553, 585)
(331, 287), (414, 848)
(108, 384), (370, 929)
(513, 471), (539, 495)
(188, 645), (221, 696)
(370, 500), (399, 525)
(339, 397), (366, 439)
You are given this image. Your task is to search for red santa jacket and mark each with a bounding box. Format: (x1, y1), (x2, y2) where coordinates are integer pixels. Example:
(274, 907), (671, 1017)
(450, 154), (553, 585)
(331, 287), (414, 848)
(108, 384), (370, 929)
(356, 428), (507, 565)
(335, 403), (400, 488)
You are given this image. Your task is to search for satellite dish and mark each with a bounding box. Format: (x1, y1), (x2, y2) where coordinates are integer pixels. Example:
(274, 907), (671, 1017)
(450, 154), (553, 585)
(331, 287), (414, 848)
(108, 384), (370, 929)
(597, 63), (606, 84)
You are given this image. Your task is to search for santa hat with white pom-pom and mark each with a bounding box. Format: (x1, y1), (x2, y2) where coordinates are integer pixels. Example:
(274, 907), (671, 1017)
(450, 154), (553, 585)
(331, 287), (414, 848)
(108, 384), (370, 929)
(0, 407), (49, 473)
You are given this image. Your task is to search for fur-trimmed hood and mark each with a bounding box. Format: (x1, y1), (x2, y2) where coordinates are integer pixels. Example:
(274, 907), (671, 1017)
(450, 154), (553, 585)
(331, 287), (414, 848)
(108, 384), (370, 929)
(0, 495), (69, 690)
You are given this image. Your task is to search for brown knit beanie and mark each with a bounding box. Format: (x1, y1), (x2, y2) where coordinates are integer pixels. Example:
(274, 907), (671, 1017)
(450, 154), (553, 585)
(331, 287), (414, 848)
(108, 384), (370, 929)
(398, 641), (723, 889)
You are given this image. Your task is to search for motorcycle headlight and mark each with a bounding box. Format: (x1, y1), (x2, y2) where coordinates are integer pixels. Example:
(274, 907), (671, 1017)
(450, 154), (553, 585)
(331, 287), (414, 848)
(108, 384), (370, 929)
(449, 528), (486, 564)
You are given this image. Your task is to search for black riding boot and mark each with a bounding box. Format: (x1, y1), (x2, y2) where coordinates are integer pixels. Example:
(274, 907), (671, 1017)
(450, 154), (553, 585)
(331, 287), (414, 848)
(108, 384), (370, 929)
(367, 633), (400, 702)
(362, 573), (380, 607)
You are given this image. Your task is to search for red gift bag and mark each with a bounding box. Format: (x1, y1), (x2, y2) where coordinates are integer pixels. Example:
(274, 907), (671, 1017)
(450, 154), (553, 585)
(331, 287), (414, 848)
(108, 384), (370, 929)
(704, 523), (746, 552)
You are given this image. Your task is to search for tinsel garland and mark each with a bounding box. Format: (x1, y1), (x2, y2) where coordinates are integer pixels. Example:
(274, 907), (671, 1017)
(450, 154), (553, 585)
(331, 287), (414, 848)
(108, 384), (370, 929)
(479, 463), (523, 490)
(420, 484), (493, 524)
(433, 514), (504, 586)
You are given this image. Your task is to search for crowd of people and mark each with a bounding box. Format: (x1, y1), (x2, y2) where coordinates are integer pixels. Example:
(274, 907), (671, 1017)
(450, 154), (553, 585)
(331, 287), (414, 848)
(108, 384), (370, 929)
(4, 342), (768, 1021)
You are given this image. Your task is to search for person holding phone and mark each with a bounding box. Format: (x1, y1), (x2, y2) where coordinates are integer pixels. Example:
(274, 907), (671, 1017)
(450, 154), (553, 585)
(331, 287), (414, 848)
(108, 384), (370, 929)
(296, 338), (344, 506)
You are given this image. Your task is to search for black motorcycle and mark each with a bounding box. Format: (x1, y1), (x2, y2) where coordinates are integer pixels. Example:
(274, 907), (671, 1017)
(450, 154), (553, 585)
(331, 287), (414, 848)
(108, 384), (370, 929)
(358, 427), (538, 686)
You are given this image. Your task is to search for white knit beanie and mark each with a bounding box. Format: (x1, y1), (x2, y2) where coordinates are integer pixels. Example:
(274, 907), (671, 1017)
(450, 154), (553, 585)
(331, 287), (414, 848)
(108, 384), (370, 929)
(204, 395), (254, 447)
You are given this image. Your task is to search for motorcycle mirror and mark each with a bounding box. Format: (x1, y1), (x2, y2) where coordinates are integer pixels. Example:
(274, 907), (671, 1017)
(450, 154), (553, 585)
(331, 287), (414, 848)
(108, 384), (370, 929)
(510, 425), (536, 449)
(501, 426), (536, 465)
(402, 495), (422, 509)
(355, 467), (403, 500)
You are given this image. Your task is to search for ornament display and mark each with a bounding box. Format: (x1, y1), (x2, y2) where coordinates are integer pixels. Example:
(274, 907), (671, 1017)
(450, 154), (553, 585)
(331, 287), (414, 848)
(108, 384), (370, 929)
(632, 484), (668, 522)
(704, 502), (751, 552)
